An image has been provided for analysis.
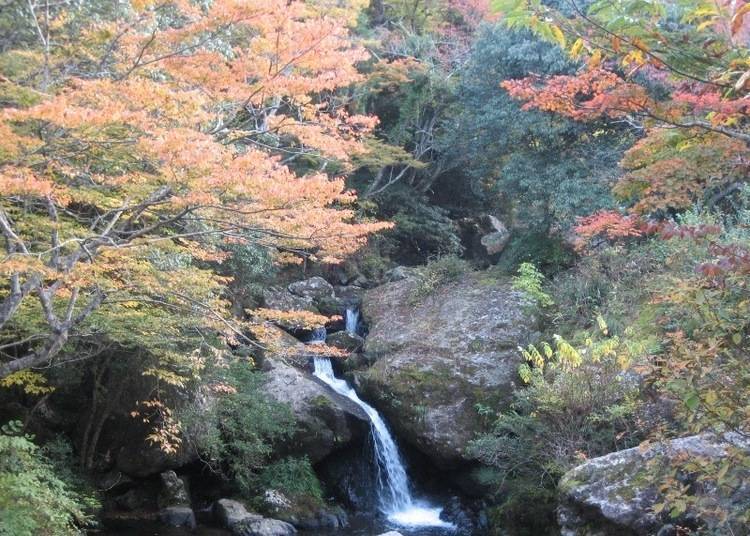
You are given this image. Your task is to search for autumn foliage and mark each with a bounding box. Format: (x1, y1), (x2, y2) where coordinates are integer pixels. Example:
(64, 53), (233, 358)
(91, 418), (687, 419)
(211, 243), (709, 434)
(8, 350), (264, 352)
(0, 0), (390, 384)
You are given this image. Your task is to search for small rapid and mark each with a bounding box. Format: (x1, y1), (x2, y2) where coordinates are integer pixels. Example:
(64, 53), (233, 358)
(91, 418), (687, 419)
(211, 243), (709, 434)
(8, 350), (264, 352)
(312, 308), (453, 530)
(345, 306), (360, 334)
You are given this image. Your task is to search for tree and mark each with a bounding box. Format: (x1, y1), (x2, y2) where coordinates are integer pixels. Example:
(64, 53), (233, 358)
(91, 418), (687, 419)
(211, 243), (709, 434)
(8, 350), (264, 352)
(0, 0), (390, 386)
(438, 25), (629, 233)
(495, 0), (750, 216)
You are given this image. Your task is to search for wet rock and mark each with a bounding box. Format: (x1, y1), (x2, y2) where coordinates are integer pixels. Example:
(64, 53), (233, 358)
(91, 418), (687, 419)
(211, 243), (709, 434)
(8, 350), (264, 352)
(261, 358), (368, 463)
(314, 285), (363, 316)
(558, 433), (750, 535)
(214, 499), (297, 536)
(288, 277), (334, 300)
(215, 499), (257, 529)
(260, 489), (348, 530)
(233, 517), (296, 536)
(440, 496), (488, 535)
(333, 285), (364, 306)
(359, 272), (538, 470)
(314, 295), (346, 316)
(325, 331), (364, 352)
(317, 436), (376, 510)
(158, 470), (190, 508)
(159, 506), (196, 530)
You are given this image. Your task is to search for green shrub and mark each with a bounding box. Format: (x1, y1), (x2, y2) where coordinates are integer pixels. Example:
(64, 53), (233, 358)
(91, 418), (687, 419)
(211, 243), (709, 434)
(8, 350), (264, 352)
(180, 363), (296, 498)
(369, 186), (464, 265)
(512, 262), (553, 307)
(409, 254), (470, 302)
(0, 422), (98, 536)
(258, 457), (322, 502)
(494, 230), (575, 275)
(468, 320), (642, 535)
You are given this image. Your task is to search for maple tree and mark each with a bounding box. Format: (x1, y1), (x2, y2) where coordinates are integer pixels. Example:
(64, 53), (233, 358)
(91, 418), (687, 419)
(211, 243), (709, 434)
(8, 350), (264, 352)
(0, 0), (390, 389)
(496, 0), (750, 216)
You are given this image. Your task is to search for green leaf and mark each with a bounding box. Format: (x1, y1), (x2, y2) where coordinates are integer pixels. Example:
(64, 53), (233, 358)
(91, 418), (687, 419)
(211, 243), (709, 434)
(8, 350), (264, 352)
(684, 392), (700, 411)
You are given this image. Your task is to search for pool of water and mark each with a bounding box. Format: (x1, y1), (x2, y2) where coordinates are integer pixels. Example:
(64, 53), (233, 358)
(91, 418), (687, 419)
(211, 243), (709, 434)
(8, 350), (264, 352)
(93, 513), (459, 536)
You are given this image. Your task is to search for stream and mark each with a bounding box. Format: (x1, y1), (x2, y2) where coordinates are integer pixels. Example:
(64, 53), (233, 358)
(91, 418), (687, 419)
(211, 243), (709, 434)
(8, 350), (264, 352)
(97, 308), (459, 536)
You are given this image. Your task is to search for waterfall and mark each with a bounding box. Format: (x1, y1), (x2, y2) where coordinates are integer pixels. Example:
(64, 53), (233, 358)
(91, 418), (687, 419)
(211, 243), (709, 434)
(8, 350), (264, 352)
(312, 356), (453, 529)
(345, 307), (359, 334)
(308, 326), (326, 344)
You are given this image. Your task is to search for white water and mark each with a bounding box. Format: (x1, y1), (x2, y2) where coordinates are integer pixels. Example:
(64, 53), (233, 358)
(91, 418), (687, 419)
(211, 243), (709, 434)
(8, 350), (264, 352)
(345, 306), (360, 334)
(308, 326), (327, 344)
(312, 355), (454, 529)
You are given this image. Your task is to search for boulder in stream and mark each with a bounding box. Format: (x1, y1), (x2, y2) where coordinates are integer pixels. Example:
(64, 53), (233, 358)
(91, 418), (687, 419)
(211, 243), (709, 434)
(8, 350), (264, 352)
(325, 330), (364, 352)
(357, 272), (539, 471)
(260, 489), (348, 530)
(261, 358), (368, 463)
(214, 498), (296, 536)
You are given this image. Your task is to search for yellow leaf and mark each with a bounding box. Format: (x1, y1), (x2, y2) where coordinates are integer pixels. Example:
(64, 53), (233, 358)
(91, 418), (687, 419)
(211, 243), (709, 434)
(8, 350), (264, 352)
(588, 49), (603, 69)
(551, 25), (566, 48)
(570, 38), (584, 58)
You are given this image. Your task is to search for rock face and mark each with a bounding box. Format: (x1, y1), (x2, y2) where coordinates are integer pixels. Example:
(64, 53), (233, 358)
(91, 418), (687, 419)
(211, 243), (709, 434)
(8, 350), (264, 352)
(261, 358), (368, 463)
(558, 433), (750, 535)
(115, 426), (197, 478)
(358, 273), (537, 469)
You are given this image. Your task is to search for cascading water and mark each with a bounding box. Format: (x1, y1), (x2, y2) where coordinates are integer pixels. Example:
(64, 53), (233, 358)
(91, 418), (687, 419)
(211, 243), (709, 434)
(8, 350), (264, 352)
(345, 306), (360, 334)
(308, 326), (327, 344)
(312, 325), (453, 529)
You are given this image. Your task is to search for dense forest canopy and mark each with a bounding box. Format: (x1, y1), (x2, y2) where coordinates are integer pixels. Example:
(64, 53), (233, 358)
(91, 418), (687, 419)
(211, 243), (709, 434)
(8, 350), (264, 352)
(1, 0), (750, 534)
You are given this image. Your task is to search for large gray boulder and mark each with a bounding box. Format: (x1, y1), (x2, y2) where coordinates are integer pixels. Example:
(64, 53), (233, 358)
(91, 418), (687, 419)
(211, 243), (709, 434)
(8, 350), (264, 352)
(214, 499), (296, 536)
(358, 272), (538, 469)
(262, 288), (317, 313)
(234, 516), (296, 536)
(558, 433), (750, 535)
(288, 277), (334, 300)
(261, 358), (368, 463)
